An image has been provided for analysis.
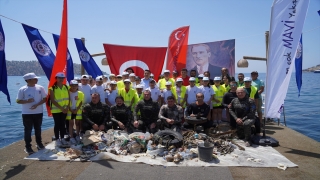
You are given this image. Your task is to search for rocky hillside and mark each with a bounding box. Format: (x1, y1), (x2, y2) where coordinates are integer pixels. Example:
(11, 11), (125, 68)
(5, 60), (106, 76)
(302, 64), (320, 72)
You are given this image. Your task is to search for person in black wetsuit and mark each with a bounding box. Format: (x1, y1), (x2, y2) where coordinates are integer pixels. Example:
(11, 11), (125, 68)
(110, 96), (133, 133)
(222, 81), (238, 129)
(183, 92), (212, 131)
(82, 93), (111, 132)
(133, 90), (160, 133)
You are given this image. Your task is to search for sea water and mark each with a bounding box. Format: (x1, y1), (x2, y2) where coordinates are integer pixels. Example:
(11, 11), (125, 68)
(0, 73), (319, 148)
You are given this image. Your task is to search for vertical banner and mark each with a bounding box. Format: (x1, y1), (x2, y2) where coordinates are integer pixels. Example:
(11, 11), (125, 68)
(265, 0), (309, 118)
(295, 35), (302, 97)
(0, 19), (11, 104)
(185, 39), (235, 79)
(166, 26), (189, 73)
(53, 34), (74, 83)
(22, 24), (55, 80)
(103, 44), (167, 80)
(74, 38), (103, 79)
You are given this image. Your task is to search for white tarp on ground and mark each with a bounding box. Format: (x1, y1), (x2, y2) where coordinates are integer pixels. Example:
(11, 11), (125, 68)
(25, 140), (297, 168)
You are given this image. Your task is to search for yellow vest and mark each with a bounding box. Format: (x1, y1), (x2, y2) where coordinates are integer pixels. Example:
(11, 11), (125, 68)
(66, 91), (84, 120)
(158, 78), (175, 90)
(117, 80), (125, 90)
(212, 85), (226, 107)
(171, 85), (187, 107)
(118, 88), (137, 111)
(241, 86), (258, 99)
(49, 85), (69, 113)
(222, 84), (230, 93)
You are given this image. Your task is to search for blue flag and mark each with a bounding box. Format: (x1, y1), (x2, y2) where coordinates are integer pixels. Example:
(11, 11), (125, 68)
(74, 38), (103, 79)
(22, 24), (55, 80)
(53, 34), (74, 82)
(295, 35), (303, 97)
(318, 10), (320, 16)
(0, 19), (11, 104)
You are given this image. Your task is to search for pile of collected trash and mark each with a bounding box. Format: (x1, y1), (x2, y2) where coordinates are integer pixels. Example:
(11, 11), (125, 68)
(52, 129), (244, 163)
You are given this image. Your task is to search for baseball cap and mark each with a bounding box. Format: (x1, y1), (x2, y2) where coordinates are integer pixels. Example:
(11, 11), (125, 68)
(81, 75), (89, 79)
(124, 79), (131, 83)
(129, 73), (136, 77)
(244, 77), (252, 82)
(110, 81), (117, 85)
(189, 77), (196, 81)
(150, 73), (154, 77)
(116, 74), (122, 78)
(163, 70), (170, 73)
(109, 74), (115, 77)
(136, 84), (143, 89)
(165, 81), (172, 86)
(70, 80), (78, 85)
(173, 71), (178, 74)
(214, 77), (221, 81)
(55, 72), (65, 78)
(176, 78), (183, 82)
(251, 71), (258, 74)
(74, 77), (80, 80)
(150, 79), (156, 83)
(203, 77), (209, 81)
(122, 72), (129, 76)
(135, 76), (141, 80)
(23, 73), (40, 80)
(198, 74), (204, 79)
(96, 76), (103, 81)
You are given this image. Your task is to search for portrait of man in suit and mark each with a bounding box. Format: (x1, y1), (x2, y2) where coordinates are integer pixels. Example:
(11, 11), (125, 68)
(189, 43), (221, 79)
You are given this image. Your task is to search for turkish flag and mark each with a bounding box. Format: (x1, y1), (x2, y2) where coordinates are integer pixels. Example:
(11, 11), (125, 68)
(103, 44), (167, 80)
(166, 26), (189, 74)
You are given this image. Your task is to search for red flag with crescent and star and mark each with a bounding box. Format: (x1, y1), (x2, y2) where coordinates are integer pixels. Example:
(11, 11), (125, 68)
(46, 0), (68, 116)
(166, 26), (190, 74)
(103, 44), (167, 80)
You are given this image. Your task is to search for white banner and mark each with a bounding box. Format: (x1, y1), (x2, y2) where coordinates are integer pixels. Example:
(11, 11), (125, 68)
(265, 0), (309, 118)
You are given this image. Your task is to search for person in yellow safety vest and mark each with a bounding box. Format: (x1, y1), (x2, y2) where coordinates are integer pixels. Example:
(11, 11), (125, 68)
(237, 73), (245, 87)
(222, 75), (231, 92)
(118, 79), (137, 112)
(190, 69), (199, 85)
(116, 74), (122, 82)
(117, 72), (129, 90)
(242, 77), (259, 110)
(49, 72), (70, 147)
(171, 78), (187, 108)
(211, 77), (226, 124)
(66, 80), (84, 145)
(196, 74), (204, 87)
(158, 70), (175, 90)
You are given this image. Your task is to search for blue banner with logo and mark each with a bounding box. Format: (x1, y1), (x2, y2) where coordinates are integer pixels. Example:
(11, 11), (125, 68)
(53, 34), (74, 82)
(0, 19), (11, 104)
(74, 38), (103, 79)
(22, 24), (54, 80)
(295, 35), (303, 97)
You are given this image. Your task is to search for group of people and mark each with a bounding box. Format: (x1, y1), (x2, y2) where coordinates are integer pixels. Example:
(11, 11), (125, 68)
(17, 67), (264, 154)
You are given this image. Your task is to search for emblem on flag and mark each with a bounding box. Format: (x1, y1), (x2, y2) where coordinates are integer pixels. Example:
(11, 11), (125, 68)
(0, 32), (4, 51)
(32, 40), (51, 56)
(79, 50), (90, 62)
(295, 41), (302, 59)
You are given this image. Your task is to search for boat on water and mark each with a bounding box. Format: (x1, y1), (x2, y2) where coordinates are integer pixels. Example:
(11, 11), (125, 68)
(314, 70), (320, 73)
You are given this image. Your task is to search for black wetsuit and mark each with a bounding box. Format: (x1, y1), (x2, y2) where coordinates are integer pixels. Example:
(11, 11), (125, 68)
(110, 104), (133, 131)
(82, 102), (110, 132)
(134, 98), (160, 133)
(184, 102), (212, 129)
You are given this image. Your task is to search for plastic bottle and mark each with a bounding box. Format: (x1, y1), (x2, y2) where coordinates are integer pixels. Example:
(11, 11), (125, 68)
(145, 132), (151, 140)
(147, 140), (153, 151)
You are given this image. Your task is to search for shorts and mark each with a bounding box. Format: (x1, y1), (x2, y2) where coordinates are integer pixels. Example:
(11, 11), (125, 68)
(66, 113), (81, 120)
(256, 98), (262, 113)
(212, 105), (223, 109)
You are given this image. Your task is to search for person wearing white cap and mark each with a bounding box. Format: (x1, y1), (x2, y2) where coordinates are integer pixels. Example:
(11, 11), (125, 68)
(141, 69), (152, 89)
(250, 71), (264, 124)
(212, 76), (226, 124)
(171, 78), (187, 108)
(78, 75), (92, 104)
(135, 84), (144, 102)
(129, 73), (136, 88)
(66, 80), (84, 144)
(183, 77), (201, 106)
(91, 76), (106, 103)
(158, 70), (175, 90)
(49, 72), (70, 147)
(105, 81), (118, 106)
(118, 79), (137, 111)
(102, 75), (109, 89)
(161, 81), (173, 105)
(74, 77), (81, 83)
(17, 73), (47, 154)
(198, 77), (215, 116)
(146, 79), (161, 104)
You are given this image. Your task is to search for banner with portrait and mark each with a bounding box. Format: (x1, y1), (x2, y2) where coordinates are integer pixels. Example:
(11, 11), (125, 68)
(186, 39), (235, 80)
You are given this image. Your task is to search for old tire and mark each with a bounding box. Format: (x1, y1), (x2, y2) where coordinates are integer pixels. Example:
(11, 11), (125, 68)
(153, 130), (184, 148)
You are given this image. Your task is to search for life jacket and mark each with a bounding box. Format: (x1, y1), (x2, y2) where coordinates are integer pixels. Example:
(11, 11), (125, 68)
(172, 85), (187, 107)
(49, 84), (69, 113)
(212, 85), (226, 107)
(118, 88), (137, 111)
(158, 78), (175, 90)
(66, 91), (84, 120)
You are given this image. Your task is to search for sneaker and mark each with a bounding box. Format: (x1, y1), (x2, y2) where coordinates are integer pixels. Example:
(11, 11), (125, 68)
(75, 136), (81, 143)
(24, 147), (35, 155)
(36, 143), (45, 150)
(70, 138), (77, 144)
(55, 139), (62, 147)
(61, 138), (69, 146)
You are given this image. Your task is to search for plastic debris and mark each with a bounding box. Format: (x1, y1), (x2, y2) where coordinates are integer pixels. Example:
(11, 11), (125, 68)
(277, 163), (287, 170)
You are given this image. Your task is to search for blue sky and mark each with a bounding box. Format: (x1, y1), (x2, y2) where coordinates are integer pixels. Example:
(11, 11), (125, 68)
(0, 0), (319, 74)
